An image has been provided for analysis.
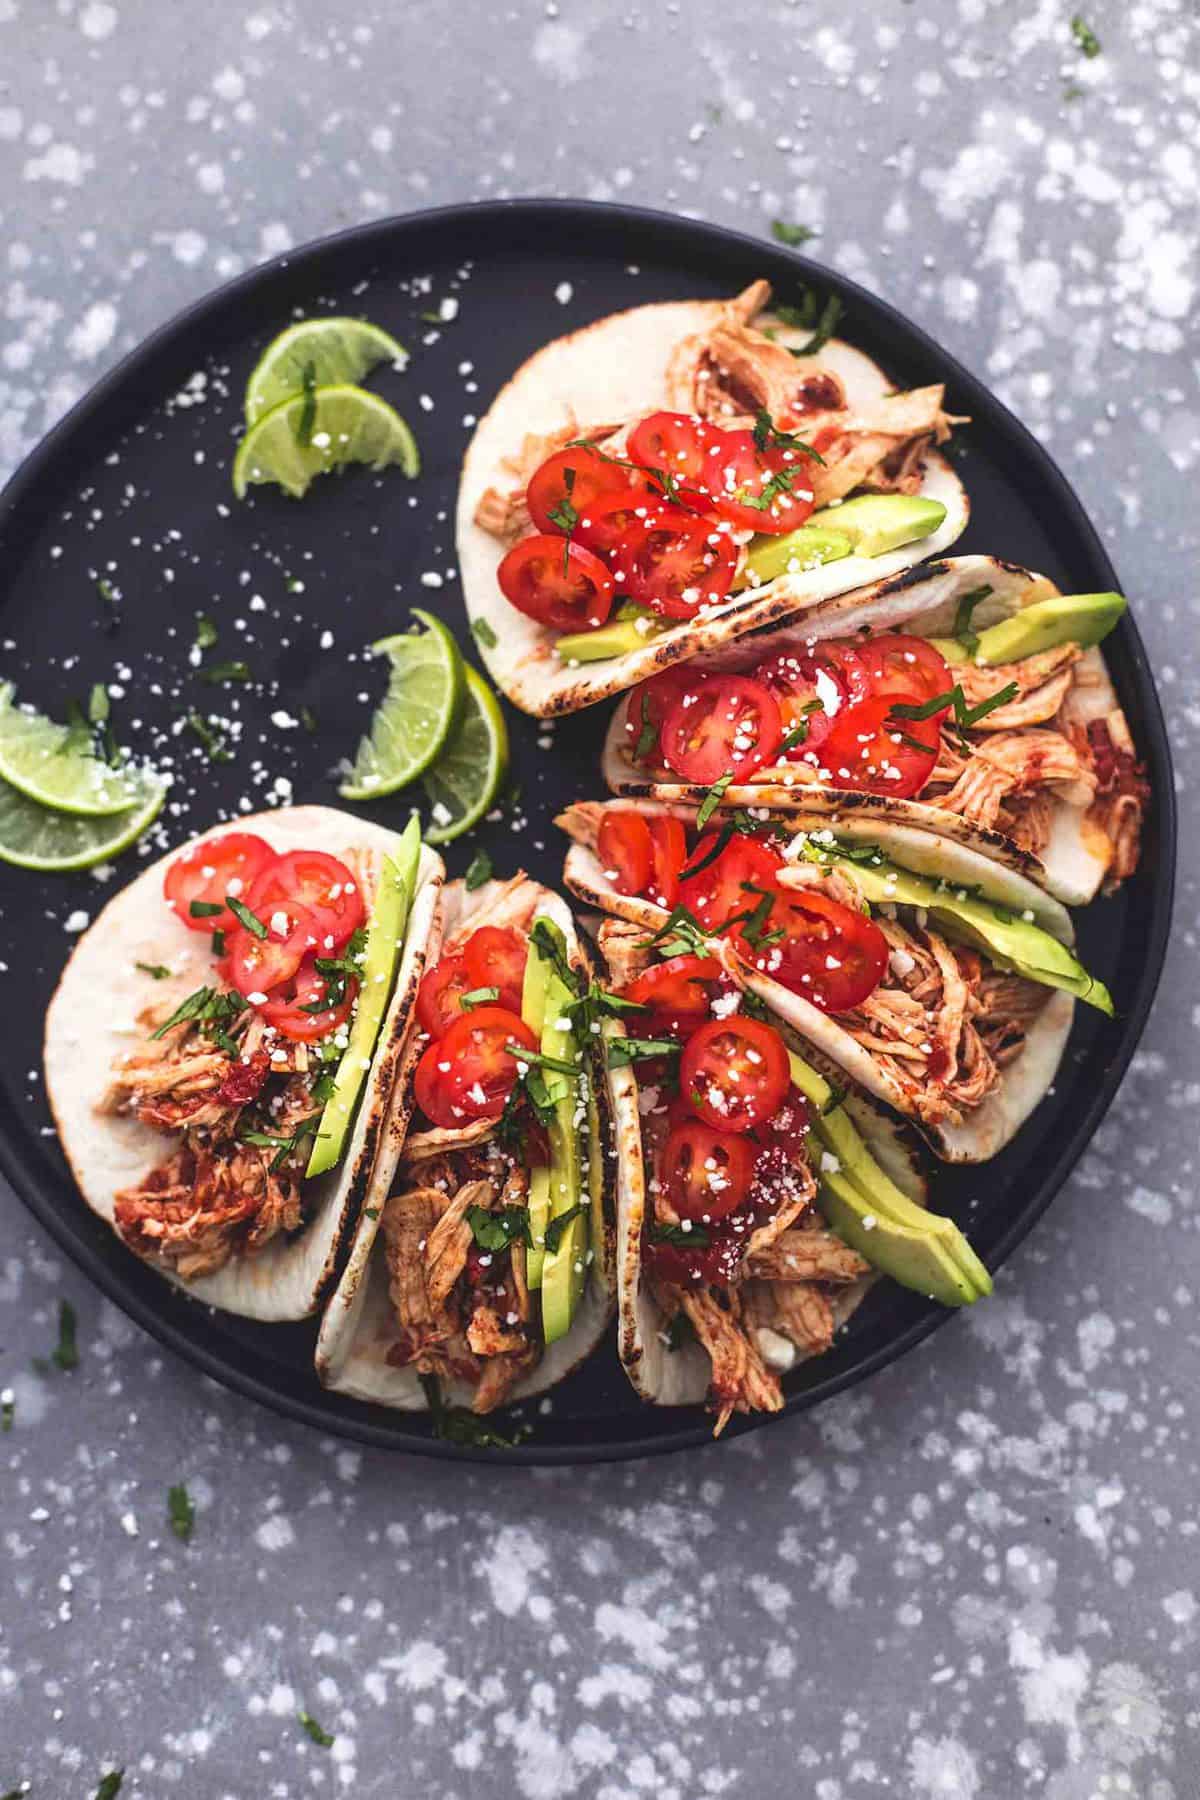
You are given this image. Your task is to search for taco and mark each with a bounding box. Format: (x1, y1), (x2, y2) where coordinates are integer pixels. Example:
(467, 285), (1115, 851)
(593, 914), (991, 1432)
(458, 279), (968, 718)
(316, 874), (616, 1416)
(44, 807), (442, 1321)
(602, 555), (1147, 906)
(559, 798), (1112, 1163)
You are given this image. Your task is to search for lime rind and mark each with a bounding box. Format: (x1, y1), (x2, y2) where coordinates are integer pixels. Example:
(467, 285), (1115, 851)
(232, 384), (420, 500)
(0, 682), (145, 817)
(422, 664), (509, 844)
(244, 317), (408, 424)
(338, 611), (466, 801)
(0, 766), (166, 871)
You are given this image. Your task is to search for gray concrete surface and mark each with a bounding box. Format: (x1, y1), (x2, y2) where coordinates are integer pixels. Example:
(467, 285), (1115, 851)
(1, 1), (1198, 1794)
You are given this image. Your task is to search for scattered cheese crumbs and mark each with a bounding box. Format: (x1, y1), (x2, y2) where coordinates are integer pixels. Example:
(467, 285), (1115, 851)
(555, 281), (573, 304)
(420, 571), (444, 589)
(820, 1151), (841, 1175)
(63, 910), (89, 933)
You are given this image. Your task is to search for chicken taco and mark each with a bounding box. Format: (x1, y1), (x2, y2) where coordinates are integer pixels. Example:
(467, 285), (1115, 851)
(559, 799), (1113, 1163)
(458, 279), (968, 718)
(593, 914), (991, 1432)
(44, 807), (442, 1320)
(602, 555), (1147, 906)
(316, 874), (616, 1416)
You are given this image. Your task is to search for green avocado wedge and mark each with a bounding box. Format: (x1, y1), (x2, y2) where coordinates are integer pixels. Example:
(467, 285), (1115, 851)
(810, 843), (1114, 1017)
(533, 919), (589, 1346)
(305, 816), (421, 1179)
(819, 1171), (987, 1309)
(973, 592), (1126, 667)
(556, 604), (665, 665)
(804, 493), (947, 557)
(741, 525), (853, 587)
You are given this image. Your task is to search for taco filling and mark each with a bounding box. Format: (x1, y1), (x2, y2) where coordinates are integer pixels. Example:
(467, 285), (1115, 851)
(599, 917), (871, 1431)
(100, 825), (416, 1280)
(614, 622), (1146, 893)
(365, 888), (603, 1413)
(472, 281), (959, 661)
(561, 804), (1111, 1134)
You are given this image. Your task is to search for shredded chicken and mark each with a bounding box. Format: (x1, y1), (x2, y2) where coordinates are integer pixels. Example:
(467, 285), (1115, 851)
(745, 1226), (870, 1285)
(1082, 716), (1149, 891)
(742, 1277), (836, 1359)
(927, 728), (1097, 839)
(114, 1141), (302, 1281)
(674, 1285), (783, 1434)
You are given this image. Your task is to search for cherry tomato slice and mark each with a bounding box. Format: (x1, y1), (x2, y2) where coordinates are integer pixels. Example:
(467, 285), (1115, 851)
(462, 925), (527, 1014)
(818, 691), (942, 799)
(756, 647), (850, 758)
(622, 666), (711, 765)
(662, 1120), (756, 1223)
(226, 897), (322, 1000)
(736, 886), (889, 1014)
(679, 1015), (791, 1133)
(845, 633), (952, 707)
(261, 957), (358, 1043)
(526, 444), (636, 536)
(597, 809), (654, 897)
(646, 815), (687, 909)
(619, 953), (723, 1037)
(660, 675), (782, 785)
(615, 510), (738, 621)
(246, 849), (365, 950)
(701, 430), (817, 535)
(414, 1006), (536, 1128)
(163, 831), (275, 934)
(626, 412), (719, 498)
(416, 951), (478, 1037)
(680, 831), (787, 933)
(498, 533), (614, 633)
(572, 485), (660, 556)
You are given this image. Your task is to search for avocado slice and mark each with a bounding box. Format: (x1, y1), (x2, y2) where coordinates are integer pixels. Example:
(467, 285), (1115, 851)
(818, 1169), (988, 1308)
(556, 604), (664, 664)
(741, 525), (853, 587)
(813, 843), (1113, 1016)
(805, 493), (947, 557)
(305, 816), (421, 1179)
(926, 635), (971, 666)
(973, 591), (1125, 667)
(518, 931), (553, 1289)
(532, 919), (589, 1345)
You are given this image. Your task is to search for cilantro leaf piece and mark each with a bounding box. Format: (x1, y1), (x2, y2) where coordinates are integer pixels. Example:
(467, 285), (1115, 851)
(506, 1042), (580, 1077)
(460, 985), (500, 1009)
(95, 1772), (125, 1800)
(299, 705), (318, 734)
(194, 614), (218, 651)
(1070, 14), (1101, 56)
(696, 772), (733, 830)
(97, 577), (121, 632)
(633, 692), (657, 763)
(771, 220), (817, 247)
(471, 617), (498, 650)
(136, 961), (171, 979)
(464, 849), (493, 891)
(226, 894), (267, 939)
(88, 683), (110, 725)
(184, 711), (233, 763)
(188, 899), (223, 919)
(298, 1709), (335, 1748)
(51, 1300), (78, 1372)
(418, 1373), (530, 1448)
(606, 1035), (682, 1069)
(294, 360), (318, 450)
(650, 1220), (710, 1249)
(1, 1392), (14, 1432)
(543, 1202), (587, 1255)
(951, 583), (993, 655)
(888, 681), (1019, 730)
(198, 660), (252, 685)
(167, 1481), (195, 1543)
(466, 1205), (531, 1252)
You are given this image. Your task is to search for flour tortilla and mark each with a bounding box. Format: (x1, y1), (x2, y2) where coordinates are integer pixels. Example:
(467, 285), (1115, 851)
(603, 554), (1126, 905)
(316, 876), (616, 1411)
(558, 798), (1073, 1164)
(458, 294), (969, 719)
(607, 1012), (921, 1408)
(43, 806), (444, 1322)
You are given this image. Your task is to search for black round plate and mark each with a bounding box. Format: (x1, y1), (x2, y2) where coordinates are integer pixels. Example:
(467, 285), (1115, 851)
(0, 201), (1174, 1463)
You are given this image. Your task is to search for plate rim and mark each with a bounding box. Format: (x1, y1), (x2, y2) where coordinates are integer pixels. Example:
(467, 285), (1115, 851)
(0, 196), (1177, 1464)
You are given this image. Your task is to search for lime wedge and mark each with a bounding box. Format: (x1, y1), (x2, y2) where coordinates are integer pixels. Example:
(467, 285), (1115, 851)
(244, 317), (408, 425)
(422, 664), (509, 844)
(232, 384), (420, 500)
(0, 767), (165, 871)
(338, 611), (466, 801)
(0, 682), (146, 817)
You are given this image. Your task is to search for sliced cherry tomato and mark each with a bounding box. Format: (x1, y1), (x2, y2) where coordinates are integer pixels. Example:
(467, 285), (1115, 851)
(626, 412), (719, 499)
(660, 675), (782, 785)
(416, 951), (477, 1037)
(701, 429), (817, 535)
(498, 533), (614, 633)
(662, 1120), (756, 1223)
(526, 444), (636, 536)
(680, 830), (787, 933)
(597, 809), (653, 897)
(572, 484), (660, 556)
(845, 633), (952, 707)
(261, 958), (358, 1043)
(462, 925), (527, 1014)
(622, 666), (711, 765)
(163, 831), (275, 934)
(619, 953), (723, 1037)
(817, 691), (942, 799)
(246, 849), (365, 950)
(735, 886), (888, 1014)
(646, 815), (687, 909)
(679, 1015), (790, 1133)
(756, 647), (850, 758)
(226, 897), (322, 1000)
(615, 510), (738, 621)
(413, 1006), (536, 1128)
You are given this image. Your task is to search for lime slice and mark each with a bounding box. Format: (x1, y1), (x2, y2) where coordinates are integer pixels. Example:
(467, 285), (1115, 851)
(338, 611), (465, 801)
(232, 384), (420, 500)
(0, 767), (165, 871)
(244, 317), (408, 425)
(0, 681), (145, 817)
(422, 664), (509, 844)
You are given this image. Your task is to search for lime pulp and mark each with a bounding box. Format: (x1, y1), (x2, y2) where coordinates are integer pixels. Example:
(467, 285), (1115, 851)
(232, 384), (420, 500)
(338, 611), (465, 801)
(422, 664), (509, 844)
(244, 317), (408, 425)
(0, 767), (166, 871)
(0, 681), (145, 817)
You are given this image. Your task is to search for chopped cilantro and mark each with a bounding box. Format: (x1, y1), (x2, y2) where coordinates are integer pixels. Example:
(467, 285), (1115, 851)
(696, 772), (733, 829)
(775, 289), (844, 356)
(650, 1220), (710, 1249)
(544, 1202), (587, 1254)
(135, 961), (171, 980)
(97, 577), (120, 632)
(771, 220), (817, 248)
(167, 1481), (195, 1543)
(606, 1035), (682, 1069)
(505, 1042), (580, 1078)
(1, 1393), (13, 1432)
(299, 704), (318, 734)
(95, 1773), (124, 1800)
(889, 681), (1019, 730)
(466, 1205), (531, 1252)
(88, 682), (110, 725)
(51, 1300), (78, 1372)
(419, 1373), (531, 1448)
(194, 614), (218, 651)
(198, 660), (252, 685)
(226, 894), (267, 939)
(633, 692), (657, 763)
(951, 583), (993, 656)
(295, 360), (318, 449)
(460, 985), (500, 1009)
(471, 617), (498, 650)
(298, 1709), (335, 1748)
(464, 849), (493, 890)
(1070, 14), (1101, 56)
(184, 710), (233, 763)
(188, 899), (223, 919)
